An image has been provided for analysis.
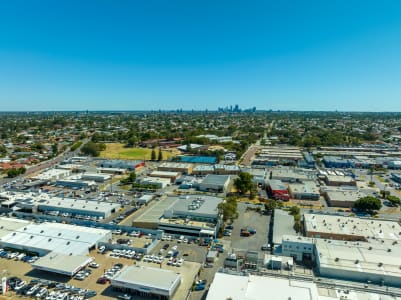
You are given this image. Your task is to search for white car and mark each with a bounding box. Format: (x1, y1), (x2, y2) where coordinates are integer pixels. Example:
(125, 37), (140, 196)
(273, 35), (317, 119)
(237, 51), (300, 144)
(89, 262), (99, 268)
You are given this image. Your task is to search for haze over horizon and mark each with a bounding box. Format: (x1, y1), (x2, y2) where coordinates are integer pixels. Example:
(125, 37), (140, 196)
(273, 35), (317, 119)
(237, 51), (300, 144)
(1, 1), (401, 111)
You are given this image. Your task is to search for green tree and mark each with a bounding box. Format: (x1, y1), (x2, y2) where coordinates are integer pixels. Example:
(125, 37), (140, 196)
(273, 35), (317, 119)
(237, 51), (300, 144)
(387, 195), (401, 207)
(234, 172), (254, 195)
(354, 196), (382, 212)
(157, 148), (163, 161)
(7, 167), (26, 178)
(121, 171), (136, 185)
(151, 148), (156, 161)
(0, 145), (6, 157)
(289, 205), (300, 216)
(81, 141), (105, 157)
(218, 197), (238, 222)
(127, 136), (138, 147)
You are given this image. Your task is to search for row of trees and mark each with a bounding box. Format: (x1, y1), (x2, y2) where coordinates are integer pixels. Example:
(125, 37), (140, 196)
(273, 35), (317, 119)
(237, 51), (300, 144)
(151, 147), (163, 161)
(7, 167), (26, 178)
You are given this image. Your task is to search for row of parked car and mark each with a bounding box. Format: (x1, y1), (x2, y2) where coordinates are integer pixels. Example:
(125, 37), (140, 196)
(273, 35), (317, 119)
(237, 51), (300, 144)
(0, 248), (39, 263)
(7, 277), (96, 299)
(109, 249), (143, 260)
(97, 263), (124, 284)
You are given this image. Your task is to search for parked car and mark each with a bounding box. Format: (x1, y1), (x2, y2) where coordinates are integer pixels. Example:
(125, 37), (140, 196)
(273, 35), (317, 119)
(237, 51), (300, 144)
(261, 243), (271, 251)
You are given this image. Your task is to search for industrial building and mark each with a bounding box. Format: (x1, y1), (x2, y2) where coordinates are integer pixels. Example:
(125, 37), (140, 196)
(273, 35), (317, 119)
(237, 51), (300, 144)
(198, 174), (231, 193)
(32, 169), (71, 181)
(55, 178), (97, 190)
(158, 195), (223, 236)
(301, 151), (316, 168)
(0, 217), (111, 257)
(97, 159), (145, 171)
(323, 188), (366, 208)
(278, 235), (314, 262)
(157, 162), (193, 174)
(32, 253), (94, 276)
(192, 165), (215, 175)
(137, 194), (155, 205)
(207, 272), (320, 300)
(149, 170), (181, 183)
(269, 167), (313, 183)
(0, 191), (120, 218)
(111, 266), (181, 300)
(214, 164), (240, 175)
(138, 177), (171, 188)
(179, 155), (217, 164)
(324, 174), (356, 187)
(267, 179), (289, 200)
(80, 172), (111, 182)
(315, 238), (401, 287)
(304, 213), (401, 242)
(272, 210), (296, 251)
(288, 181), (320, 200)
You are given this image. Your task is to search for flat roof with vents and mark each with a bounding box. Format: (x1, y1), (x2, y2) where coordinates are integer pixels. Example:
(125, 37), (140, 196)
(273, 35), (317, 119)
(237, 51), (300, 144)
(316, 238), (401, 286)
(0, 217), (111, 256)
(0, 191), (120, 217)
(304, 213), (401, 242)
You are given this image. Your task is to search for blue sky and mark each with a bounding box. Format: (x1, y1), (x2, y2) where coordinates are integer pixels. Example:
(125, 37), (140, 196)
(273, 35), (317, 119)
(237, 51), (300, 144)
(1, 0), (401, 111)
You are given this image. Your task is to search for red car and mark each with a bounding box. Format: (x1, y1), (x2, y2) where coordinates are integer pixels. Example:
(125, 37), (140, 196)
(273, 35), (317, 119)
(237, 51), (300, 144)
(96, 277), (109, 284)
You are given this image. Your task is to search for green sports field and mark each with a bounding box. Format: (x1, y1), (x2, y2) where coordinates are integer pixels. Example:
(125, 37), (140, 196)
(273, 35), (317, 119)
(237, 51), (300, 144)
(99, 143), (175, 160)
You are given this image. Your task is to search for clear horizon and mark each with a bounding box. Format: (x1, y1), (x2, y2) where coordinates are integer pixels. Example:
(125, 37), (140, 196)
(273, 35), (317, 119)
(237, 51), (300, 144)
(1, 1), (401, 111)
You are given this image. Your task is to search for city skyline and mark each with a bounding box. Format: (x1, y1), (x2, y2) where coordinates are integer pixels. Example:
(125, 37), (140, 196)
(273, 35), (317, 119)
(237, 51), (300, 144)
(1, 1), (401, 111)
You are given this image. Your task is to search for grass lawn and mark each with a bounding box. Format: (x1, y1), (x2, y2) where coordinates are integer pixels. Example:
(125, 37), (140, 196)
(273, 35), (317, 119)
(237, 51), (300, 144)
(99, 143), (176, 160)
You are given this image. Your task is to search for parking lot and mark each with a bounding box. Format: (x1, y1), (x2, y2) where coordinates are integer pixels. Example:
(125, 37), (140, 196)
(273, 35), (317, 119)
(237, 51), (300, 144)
(230, 202), (270, 251)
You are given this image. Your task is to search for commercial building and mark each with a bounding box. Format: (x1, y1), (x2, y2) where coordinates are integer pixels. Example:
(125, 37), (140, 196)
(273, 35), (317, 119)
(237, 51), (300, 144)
(322, 156), (353, 168)
(279, 235), (314, 262)
(137, 194), (155, 205)
(157, 162), (193, 175)
(55, 178), (97, 190)
(158, 195), (223, 236)
(323, 188), (366, 208)
(301, 151), (316, 168)
(214, 164), (240, 175)
(240, 167), (267, 187)
(315, 238), (401, 287)
(0, 217), (111, 257)
(267, 179), (289, 200)
(288, 181), (320, 200)
(324, 174), (356, 187)
(179, 155), (216, 164)
(139, 177), (171, 188)
(272, 209), (296, 251)
(80, 172), (111, 182)
(32, 169), (71, 181)
(149, 171), (181, 183)
(32, 253), (94, 276)
(198, 174), (231, 193)
(97, 159), (145, 171)
(0, 191), (120, 218)
(192, 165), (214, 175)
(269, 167), (313, 183)
(304, 213), (401, 242)
(207, 272), (320, 300)
(111, 266), (181, 300)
